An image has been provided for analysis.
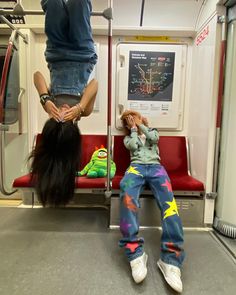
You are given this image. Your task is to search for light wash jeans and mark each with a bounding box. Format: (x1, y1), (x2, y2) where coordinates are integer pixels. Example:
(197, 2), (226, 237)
(119, 163), (185, 267)
(41, 0), (97, 96)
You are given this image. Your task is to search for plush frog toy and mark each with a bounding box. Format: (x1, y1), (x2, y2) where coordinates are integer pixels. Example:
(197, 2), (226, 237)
(77, 146), (116, 178)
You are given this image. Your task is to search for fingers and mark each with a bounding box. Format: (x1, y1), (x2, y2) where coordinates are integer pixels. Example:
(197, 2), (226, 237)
(51, 107), (61, 121)
(126, 115), (136, 128)
(51, 111), (61, 122)
(63, 111), (74, 121)
(142, 117), (149, 126)
(45, 101), (61, 121)
(126, 116), (132, 125)
(63, 106), (80, 122)
(134, 116), (142, 126)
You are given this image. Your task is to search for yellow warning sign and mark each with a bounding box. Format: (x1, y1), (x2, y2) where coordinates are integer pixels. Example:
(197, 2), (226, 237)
(125, 36), (179, 43)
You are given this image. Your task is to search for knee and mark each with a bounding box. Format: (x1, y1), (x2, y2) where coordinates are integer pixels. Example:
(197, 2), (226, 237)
(120, 178), (127, 192)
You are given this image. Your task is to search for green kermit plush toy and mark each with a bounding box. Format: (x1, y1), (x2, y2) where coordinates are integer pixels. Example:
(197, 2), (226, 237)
(76, 146), (116, 178)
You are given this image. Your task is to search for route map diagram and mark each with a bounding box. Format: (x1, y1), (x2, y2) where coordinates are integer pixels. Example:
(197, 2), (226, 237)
(128, 51), (175, 101)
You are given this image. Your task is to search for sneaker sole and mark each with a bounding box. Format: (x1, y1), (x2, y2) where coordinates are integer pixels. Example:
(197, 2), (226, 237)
(157, 260), (182, 293)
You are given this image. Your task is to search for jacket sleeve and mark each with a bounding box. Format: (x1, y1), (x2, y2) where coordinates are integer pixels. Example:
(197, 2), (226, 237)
(139, 124), (159, 143)
(123, 130), (140, 151)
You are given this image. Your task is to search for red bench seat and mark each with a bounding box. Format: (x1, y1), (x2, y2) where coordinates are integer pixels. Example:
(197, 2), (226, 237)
(13, 134), (204, 197)
(13, 134), (108, 190)
(112, 135), (204, 193)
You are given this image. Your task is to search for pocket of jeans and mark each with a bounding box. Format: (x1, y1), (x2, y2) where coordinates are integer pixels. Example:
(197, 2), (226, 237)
(86, 63), (94, 74)
(51, 67), (72, 89)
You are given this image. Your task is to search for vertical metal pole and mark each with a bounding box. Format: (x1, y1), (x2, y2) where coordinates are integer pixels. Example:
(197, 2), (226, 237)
(105, 0), (113, 199)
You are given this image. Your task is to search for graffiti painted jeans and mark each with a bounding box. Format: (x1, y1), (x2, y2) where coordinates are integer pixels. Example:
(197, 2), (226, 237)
(119, 163), (185, 268)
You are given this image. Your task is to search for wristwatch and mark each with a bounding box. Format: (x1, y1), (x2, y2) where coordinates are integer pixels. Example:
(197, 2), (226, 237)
(40, 94), (52, 106)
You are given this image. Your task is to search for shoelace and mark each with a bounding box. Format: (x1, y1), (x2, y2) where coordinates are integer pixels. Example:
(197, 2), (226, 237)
(131, 257), (144, 268)
(169, 266), (181, 277)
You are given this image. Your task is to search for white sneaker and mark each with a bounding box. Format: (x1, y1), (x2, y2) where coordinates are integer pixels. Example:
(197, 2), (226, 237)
(130, 253), (148, 283)
(157, 259), (183, 293)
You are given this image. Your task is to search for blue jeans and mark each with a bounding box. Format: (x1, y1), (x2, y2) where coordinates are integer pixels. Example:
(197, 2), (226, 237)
(41, 0), (97, 96)
(48, 61), (94, 96)
(119, 164), (185, 267)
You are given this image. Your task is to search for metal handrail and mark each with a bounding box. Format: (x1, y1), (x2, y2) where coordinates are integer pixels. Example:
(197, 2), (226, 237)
(0, 2), (112, 20)
(0, 15), (28, 44)
(105, 0), (113, 200)
(18, 87), (25, 135)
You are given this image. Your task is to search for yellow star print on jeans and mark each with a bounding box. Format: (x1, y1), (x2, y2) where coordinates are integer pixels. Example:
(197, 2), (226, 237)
(163, 199), (179, 220)
(127, 166), (143, 177)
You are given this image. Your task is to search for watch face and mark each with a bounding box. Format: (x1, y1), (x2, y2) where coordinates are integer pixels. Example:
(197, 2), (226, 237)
(40, 95), (50, 105)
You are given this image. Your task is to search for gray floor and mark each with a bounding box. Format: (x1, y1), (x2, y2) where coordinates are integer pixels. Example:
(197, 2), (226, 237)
(214, 232), (236, 259)
(0, 208), (235, 295)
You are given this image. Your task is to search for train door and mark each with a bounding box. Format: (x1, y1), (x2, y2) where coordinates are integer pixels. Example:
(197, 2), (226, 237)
(215, 2), (236, 237)
(0, 32), (29, 197)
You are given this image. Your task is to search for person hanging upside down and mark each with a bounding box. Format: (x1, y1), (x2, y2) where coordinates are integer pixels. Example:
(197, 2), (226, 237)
(30, 0), (98, 207)
(119, 110), (185, 293)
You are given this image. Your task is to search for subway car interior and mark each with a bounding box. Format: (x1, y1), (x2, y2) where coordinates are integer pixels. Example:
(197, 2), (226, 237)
(0, 0), (236, 294)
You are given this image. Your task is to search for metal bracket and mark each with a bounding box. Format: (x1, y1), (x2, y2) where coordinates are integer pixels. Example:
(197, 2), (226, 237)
(0, 124), (9, 131)
(13, 3), (25, 16)
(205, 192), (218, 199)
(218, 15), (227, 23)
(103, 8), (113, 20)
(104, 189), (112, 202)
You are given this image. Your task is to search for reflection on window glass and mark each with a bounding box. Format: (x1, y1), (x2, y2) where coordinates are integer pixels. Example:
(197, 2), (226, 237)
(0, 46), (7, 81)
(4, 48), (20, 124)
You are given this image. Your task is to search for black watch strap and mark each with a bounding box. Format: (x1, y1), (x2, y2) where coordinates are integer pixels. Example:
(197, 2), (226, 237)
(40, 94), (52, 106)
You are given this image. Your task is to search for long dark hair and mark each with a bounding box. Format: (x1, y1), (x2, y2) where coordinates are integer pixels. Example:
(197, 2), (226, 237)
(29, 118), (81, 207)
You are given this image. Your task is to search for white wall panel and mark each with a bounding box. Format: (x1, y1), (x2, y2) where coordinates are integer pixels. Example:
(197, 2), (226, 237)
(188, 15), (223, 224)
(21, 0), (44, 25)
(188, 16), (220, 187)
(143, 0), (204, 30)
(91, 0), (110, 27)
(112, 0), (142, 27)
(196, 0), (225, 31)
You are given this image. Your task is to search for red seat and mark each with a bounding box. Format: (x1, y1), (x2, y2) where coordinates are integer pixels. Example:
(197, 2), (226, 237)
(112, 135), (130, 190)
(76, 134), (107, 189)
(12, 173), (34, 188)
(112, 135), (204, 192)
(13, 134), (108, 190)
(158, 136), (204, 191)
(13, 134), (204, 194)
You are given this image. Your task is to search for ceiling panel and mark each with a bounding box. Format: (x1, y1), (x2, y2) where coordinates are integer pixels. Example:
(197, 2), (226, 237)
(142, 0), (204, 30)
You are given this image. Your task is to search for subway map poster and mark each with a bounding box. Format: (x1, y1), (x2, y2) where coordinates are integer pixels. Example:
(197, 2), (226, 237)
(128, 51), (175, 101)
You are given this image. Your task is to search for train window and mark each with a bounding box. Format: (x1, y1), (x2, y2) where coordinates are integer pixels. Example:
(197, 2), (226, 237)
(0, 46), (7, 77)
(116, 43), (187, 130)
(3, 47), (20, 125)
